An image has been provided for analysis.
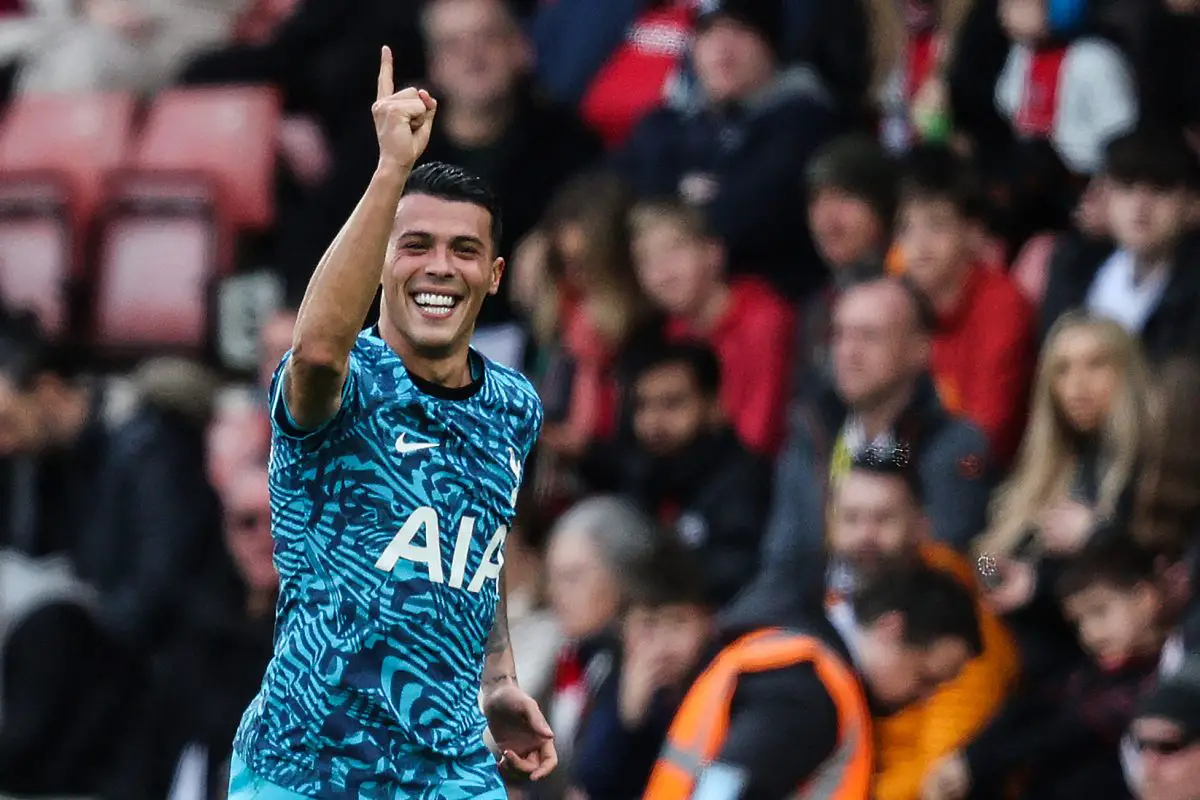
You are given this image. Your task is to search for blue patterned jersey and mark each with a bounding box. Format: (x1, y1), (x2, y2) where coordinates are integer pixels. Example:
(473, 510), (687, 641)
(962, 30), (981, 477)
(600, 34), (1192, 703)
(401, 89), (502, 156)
(233, 329), (543, 798)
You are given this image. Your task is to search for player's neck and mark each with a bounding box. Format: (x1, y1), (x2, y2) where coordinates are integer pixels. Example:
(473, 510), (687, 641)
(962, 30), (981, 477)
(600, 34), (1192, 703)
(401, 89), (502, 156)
(380, 323), (474, 389)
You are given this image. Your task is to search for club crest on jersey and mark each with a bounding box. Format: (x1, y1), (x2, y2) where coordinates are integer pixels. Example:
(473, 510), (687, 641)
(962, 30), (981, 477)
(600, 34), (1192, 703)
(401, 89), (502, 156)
(374, 506), (506, 592)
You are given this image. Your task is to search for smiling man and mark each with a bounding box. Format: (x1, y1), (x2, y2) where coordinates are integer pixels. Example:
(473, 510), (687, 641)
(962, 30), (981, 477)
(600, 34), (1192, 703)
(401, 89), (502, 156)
(228, 47), (554, 800)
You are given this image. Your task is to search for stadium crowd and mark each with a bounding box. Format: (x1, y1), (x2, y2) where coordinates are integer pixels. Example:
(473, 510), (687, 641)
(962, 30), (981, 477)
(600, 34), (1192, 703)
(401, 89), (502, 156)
(3, 0), (1200, 798)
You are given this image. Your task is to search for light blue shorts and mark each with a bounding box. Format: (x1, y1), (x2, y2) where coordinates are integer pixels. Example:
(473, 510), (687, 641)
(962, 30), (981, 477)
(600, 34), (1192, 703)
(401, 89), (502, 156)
(227, 752), (509, 799)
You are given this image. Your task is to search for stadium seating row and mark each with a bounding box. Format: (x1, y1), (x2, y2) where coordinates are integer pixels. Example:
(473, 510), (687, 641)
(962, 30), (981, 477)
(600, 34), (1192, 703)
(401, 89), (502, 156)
(0, 87), (282, 353)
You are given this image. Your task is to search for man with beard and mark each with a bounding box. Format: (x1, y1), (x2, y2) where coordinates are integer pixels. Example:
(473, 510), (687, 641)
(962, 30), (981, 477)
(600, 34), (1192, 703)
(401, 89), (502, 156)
(826, 448), (1018, 800)
(579, 341), (771, 609)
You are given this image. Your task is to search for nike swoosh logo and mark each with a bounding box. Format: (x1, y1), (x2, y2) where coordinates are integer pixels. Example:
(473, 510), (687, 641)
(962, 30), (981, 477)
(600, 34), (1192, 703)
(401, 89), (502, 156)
(396, 433), (439, 454)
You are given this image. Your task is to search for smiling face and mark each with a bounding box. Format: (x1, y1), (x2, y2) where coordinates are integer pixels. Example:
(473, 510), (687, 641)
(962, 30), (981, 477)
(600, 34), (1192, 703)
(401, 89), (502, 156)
(381, 192), (504, 361)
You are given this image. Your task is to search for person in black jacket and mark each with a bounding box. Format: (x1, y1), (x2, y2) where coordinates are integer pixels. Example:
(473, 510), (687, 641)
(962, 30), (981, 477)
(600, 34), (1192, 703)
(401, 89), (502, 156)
(1040, 127), (1200, 364)
(418, 0), (602, 329)
(580, 341), (772, 609)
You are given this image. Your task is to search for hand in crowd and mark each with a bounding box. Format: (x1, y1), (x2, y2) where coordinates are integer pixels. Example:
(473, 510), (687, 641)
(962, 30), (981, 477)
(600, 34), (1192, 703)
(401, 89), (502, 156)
(1039, 500), (1096, 556)
(984, 557), (1037, 615)
(619, 620), (673, 728)
(922, 752), (971, 800)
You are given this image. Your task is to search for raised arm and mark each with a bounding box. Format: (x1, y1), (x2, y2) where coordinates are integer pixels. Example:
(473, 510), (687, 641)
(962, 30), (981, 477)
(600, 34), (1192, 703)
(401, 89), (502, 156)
(285, 46), (437, 430)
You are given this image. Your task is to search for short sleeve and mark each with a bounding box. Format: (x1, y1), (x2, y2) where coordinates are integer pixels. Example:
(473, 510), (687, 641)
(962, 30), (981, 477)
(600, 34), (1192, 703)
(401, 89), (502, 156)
(269, 349), (364, 443)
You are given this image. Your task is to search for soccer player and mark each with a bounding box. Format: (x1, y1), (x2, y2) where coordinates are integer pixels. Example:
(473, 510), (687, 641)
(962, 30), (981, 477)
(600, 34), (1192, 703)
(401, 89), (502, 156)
(228, 46), (556, 799)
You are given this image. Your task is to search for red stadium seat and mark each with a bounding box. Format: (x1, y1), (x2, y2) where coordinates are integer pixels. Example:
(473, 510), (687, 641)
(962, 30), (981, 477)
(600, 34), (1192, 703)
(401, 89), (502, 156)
(0, 92), (136, 225)
(0, 176), (73, 336)
(92, 175), (228, 352)
(128, 87), (281, 230)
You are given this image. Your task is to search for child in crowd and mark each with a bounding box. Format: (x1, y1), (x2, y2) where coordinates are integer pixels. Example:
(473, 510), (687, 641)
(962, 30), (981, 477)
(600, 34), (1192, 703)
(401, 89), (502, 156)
(569, 545), (715, 800)
(629, 198), (795, 456)
(927, 536), (1165, 800)
(1041, 128), (1200, 364)
(895, 145), (1034, 468)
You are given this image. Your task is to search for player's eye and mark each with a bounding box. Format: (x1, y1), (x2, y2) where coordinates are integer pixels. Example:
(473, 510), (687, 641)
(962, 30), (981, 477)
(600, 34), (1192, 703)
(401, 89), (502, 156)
(402, 241), (427, 253)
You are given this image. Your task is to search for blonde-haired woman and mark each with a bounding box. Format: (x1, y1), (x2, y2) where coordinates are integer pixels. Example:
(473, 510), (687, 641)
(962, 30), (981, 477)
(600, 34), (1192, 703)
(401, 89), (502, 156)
(510, 173), (655, 504)
(977, 311), (1149, 678)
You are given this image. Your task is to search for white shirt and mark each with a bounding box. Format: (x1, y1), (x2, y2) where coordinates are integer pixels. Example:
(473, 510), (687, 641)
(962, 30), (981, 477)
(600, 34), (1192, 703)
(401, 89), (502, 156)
(995, 38), (1139, 174)
(1086, 249), (1170, 333)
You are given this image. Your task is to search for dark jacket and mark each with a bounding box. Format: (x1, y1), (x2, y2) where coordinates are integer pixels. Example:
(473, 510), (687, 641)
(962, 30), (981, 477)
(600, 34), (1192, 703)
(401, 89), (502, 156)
(965, 652), (1157, 800)
(613, 66), (838, 299)
(1040, 230), (1200, 363)
(721, 375), (993, 631)
(582, 426), (773, 608)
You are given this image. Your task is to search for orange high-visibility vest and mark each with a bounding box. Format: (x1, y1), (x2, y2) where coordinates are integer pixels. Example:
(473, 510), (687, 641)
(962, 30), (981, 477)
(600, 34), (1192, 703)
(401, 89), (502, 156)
(644, 629), (873, 800)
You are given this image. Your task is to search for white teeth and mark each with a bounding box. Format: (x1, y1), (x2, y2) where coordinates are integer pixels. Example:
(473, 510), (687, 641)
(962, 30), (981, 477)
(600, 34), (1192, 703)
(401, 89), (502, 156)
(412, 292), (458, 308)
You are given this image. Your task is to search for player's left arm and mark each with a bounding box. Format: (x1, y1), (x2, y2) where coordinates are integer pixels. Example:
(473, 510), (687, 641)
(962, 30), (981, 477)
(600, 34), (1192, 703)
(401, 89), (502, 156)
(483, 568), (518, 689)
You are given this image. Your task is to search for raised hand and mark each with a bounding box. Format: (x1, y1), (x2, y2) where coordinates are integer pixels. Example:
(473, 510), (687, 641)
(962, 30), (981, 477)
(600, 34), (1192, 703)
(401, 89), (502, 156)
(372, 46), (437, 173)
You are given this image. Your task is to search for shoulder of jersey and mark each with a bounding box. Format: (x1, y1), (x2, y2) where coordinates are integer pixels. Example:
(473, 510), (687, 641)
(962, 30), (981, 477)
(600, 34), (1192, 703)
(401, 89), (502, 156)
(483, 357), (541, 406)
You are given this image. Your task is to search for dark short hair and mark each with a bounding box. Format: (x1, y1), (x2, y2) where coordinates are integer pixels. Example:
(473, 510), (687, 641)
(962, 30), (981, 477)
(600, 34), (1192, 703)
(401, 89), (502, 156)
(852, 562), (984, 657)
(403, 161), (503, 250)
(632, 340), (722, 397)
(624, 541), (712, 611)
(848, 445), (922, 505)
(1056, 535), (1159, 603)
(1105, 127), (1200, 191)
(898, 143), (986, 221)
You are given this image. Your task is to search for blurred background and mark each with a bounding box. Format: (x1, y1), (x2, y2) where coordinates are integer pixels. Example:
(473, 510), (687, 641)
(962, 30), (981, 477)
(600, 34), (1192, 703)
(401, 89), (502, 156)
(2, 0), (1200, 798)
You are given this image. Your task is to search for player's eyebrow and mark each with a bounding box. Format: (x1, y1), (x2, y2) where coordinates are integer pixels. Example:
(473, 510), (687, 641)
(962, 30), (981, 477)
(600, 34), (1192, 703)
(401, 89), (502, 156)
(396, 231), (486, 250)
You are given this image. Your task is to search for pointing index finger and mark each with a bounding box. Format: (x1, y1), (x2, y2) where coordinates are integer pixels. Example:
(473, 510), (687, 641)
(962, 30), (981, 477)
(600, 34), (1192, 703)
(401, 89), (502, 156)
(377, 45), (394, 102)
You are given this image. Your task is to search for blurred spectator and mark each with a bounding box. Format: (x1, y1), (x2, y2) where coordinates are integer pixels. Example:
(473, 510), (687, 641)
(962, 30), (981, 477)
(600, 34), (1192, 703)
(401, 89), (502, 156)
(0, 548), (139, 796)
(570, 543), (712, 800)
(896, 144), (1035, 468)
(994, 0), (1138, 177)
(1041, 128), (1200, 364)
(207, 391), (270, 497)
(798, 134), (899, 386)
(182, 0), (428, 303)
(419, 0), (602, 328)
(646, 563), (983, 800)
(0, 0), (248, 95)
(0, 324), (224, 653)
(929, 538), (1164, 800)
(979, 313), (1148, 683)
(580, 342), (771, 608)
(724, 277), (992, 632)
(1128, 656), (1200, 800)
(112, 466), (276, 800)
(825, 450), (1018, 800)
(258, 307), (297, 395)
(629, 198), (795, 454)
(532, 0), (695, 150)
(613, 0), (839, 299)
(516, 173), (655, 473)
(871, 0), (976, 151)
(543, 496), (663, 780)
(1132, 358), (1200, 555)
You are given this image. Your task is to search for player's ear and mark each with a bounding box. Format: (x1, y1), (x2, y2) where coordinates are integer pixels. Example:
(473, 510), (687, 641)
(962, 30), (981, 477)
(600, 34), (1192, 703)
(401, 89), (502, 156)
(489, 257), (505, 296)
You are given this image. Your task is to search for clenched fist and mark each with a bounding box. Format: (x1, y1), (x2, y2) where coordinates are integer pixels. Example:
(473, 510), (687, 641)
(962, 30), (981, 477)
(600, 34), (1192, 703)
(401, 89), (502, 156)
(373, 46), (437, 173)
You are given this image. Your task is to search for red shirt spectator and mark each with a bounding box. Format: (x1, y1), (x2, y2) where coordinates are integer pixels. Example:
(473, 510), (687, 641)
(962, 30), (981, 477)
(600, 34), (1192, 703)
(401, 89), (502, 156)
(630, 198), (794, 455)
(896, 145), (1035, 467)
(929, 264), (1034, 467)
(578, 0), (695, 149)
